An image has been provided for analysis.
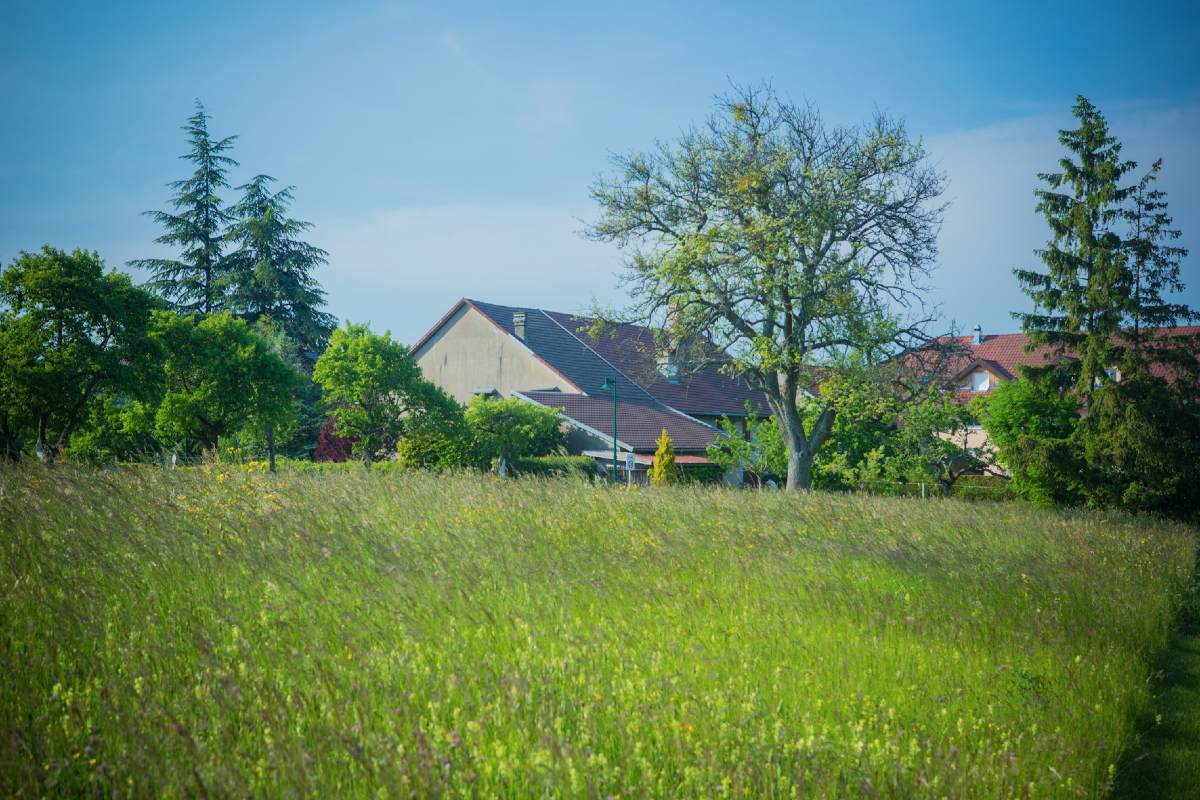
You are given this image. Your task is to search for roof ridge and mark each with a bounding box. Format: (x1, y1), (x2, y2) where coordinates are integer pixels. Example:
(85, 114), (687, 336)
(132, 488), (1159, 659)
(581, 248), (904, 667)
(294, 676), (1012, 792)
(538, 309), (722, 431)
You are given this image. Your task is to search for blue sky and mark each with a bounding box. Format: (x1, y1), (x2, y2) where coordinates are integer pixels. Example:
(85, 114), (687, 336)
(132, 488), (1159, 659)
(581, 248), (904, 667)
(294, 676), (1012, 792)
(2, 0), (1197, 344)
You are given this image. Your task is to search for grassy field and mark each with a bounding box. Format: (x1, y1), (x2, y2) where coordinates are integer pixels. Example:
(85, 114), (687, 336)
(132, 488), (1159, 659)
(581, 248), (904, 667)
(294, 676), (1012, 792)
(1, 463), (1195, 799)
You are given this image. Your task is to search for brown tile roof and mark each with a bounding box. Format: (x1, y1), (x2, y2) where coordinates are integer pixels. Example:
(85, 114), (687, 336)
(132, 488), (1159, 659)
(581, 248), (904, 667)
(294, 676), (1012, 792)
(541, 310), (774, 417)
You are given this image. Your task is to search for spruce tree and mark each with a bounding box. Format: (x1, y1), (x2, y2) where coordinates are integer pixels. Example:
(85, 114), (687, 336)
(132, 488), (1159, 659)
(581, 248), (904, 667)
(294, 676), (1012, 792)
(131, 101), (238, 316)
(1119, 159), (1195, 372)
(1013, 95), (1135, 400)
(222, 175), (337, 352)
(1005, 96), (1200, 520)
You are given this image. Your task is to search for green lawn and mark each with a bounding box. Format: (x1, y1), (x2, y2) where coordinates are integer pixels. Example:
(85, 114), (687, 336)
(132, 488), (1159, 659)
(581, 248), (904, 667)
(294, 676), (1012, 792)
(1, 463), (1195, 799)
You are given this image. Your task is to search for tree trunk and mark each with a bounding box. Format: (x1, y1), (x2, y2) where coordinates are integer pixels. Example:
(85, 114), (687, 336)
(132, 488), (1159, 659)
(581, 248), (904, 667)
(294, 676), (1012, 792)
(36, 412), (50, 463)
(363, 450), (372, 471)
(266, 425), (276, 473)
(942, 481), (952, 499)
(788, 446), (813, 491)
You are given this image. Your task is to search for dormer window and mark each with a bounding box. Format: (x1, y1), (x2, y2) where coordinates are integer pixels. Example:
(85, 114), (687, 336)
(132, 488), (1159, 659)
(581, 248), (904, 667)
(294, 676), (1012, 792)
(970, 371), (991, 392)
(657, 352), (679, 383)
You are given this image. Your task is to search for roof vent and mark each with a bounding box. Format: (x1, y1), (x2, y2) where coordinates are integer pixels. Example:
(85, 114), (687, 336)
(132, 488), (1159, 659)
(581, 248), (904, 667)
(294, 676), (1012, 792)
(513, 311), (526, 340)
(972, 324), (983, 346)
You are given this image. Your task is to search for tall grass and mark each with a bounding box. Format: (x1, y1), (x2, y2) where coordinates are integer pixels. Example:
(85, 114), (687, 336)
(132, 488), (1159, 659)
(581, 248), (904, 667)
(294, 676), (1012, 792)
(1, 463), (1194, 798)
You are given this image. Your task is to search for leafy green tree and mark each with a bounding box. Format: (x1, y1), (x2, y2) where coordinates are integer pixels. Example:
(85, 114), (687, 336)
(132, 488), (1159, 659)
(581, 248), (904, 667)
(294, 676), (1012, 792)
(1078, 372), (1200, 520)
(396, 409), (474, 470)
(975, 370), (1084, 507)
(585, 84), (951, 489)
(0, 247), (161, 459)
(651, 428), (678, 486)
(313, 322), (460, 470)
(706, 404), (787, 487)
(464, 396), (566, 476)
(222, 176), (337, 351)
(806, 368), (905, 491)
(235, 316), (327, 469)
(140, 312), (299, 452)
(131, 101), (238, 316)
(894, 393), (991, 498)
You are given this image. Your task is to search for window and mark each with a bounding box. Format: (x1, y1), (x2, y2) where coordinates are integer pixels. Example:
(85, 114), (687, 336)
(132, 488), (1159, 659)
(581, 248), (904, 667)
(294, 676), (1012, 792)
(970, 371), (991, 392)
(657, 353), (679, 383)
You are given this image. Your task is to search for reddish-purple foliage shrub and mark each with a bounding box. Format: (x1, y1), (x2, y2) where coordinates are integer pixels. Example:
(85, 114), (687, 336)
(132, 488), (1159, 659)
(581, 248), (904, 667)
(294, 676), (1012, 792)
(314, 414), (355, 463)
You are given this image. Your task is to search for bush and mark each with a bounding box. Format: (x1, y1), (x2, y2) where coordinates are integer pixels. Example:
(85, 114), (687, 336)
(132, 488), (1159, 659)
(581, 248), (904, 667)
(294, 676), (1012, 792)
(678, 463), (727, 486)
(509, 455), (598, 480)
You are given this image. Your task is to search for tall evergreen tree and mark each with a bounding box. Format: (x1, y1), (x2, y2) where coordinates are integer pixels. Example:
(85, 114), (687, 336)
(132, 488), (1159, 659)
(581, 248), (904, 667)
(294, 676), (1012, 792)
(1001, 96), (1200, 520)
(1013, 96), (1135, 401)
(221, 175), (337, 351)
(130, 101), (238, 316)
(1118, 159), (1195, 372)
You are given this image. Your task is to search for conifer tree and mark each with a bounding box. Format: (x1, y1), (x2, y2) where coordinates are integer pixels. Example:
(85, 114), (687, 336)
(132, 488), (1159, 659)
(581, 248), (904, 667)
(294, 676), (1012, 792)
(651, 428), (678, 486)
(998, 96), (1200, 521)
(1118, 159), (1194, 372)
(131, 101), (238, 316)
(222, 175), (337, 352)
(1013, 96), (1135, 401)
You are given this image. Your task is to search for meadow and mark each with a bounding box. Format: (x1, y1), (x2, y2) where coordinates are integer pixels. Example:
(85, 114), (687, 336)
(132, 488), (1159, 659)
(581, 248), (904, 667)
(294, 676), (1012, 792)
(1, 463), (1195, 799)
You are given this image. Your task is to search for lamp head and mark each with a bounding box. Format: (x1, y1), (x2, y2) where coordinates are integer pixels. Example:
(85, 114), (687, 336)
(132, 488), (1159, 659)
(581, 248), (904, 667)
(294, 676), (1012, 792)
(601, 377), (616, 390)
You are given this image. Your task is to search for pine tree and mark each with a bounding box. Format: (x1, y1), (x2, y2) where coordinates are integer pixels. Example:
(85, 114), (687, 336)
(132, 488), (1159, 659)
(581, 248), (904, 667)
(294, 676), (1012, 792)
(1013, 95), (1135, 400)
(222, 175), (337, 352)
(651, 428), (678, 486)
(131, 101), (238, 316)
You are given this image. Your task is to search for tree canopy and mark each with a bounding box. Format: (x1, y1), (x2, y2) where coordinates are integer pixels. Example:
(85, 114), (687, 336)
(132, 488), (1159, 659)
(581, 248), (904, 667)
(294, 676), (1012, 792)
(141, 312), (300, 452)
(463, 396), (566, 475)
(313, 323), (461, 470)
(0, 246), (161, 459)
(585, 84), (951, 489)
(1001, 96), (1198, 520)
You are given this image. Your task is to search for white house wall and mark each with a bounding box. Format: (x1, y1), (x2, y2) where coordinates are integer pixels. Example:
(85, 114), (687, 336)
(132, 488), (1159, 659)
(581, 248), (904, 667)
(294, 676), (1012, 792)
(412, 304), (579, 405)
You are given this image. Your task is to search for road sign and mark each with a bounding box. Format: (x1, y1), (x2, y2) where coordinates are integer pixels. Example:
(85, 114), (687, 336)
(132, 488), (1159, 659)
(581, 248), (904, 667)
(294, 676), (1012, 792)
(625, 453), (636, 472)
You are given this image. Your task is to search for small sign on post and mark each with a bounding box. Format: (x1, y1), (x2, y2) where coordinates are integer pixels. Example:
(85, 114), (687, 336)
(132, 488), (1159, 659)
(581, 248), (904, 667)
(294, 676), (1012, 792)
(625, 453), (636, 485)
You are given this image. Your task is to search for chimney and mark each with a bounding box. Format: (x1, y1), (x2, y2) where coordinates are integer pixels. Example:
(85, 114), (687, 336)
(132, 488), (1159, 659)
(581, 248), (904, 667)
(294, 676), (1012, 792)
(513, 311), (526, 340)
(972, 324), (983, 346)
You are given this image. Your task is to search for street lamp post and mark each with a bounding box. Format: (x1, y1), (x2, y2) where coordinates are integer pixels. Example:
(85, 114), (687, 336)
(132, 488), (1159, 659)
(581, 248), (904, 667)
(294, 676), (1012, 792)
(601, 377), (617, 484)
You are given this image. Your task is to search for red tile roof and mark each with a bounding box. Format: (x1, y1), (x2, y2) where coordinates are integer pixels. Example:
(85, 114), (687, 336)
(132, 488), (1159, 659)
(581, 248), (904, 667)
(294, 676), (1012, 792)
(943, 325), (1200, 399)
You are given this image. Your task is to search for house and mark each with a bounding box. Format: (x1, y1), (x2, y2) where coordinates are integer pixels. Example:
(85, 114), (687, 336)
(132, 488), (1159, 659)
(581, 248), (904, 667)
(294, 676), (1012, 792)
(412, 298), (760, 478)
(935, 323), (1200, 452)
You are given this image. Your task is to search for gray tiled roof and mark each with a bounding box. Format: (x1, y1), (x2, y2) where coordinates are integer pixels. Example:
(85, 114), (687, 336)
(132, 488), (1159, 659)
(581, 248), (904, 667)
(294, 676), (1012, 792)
(542, 311), (772, 417)
(466, 299), (723, 452)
